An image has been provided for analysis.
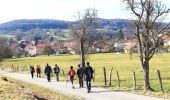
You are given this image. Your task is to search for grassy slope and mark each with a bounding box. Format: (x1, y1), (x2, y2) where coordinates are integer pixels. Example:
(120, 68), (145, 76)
(0, 76), (72, 100)
(2, 53), (170, 94)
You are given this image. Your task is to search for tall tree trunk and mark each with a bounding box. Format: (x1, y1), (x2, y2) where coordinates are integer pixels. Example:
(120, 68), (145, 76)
(142, 60), (152, 90)
(80, 38), (85, 67)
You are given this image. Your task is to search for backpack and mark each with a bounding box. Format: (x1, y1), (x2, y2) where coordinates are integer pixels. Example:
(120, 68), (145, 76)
(87, 68), (92, 78)
(86, 67), (93, 79)
(36, 67), (41, 73)
(54, 66), (60, 73)
(69, 69), (75, 77)
(30, 67), (35, 73)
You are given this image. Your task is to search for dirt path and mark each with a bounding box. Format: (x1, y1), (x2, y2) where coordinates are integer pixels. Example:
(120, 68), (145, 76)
(0, 71), (167, 100)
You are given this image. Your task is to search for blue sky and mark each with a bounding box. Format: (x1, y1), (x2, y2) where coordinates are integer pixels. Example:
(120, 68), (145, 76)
(0, 0), (169, 23)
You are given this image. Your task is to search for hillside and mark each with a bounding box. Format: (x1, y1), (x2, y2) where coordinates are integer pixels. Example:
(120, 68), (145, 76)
(0, 19), (70, 33)
(0, 18), (132, 34)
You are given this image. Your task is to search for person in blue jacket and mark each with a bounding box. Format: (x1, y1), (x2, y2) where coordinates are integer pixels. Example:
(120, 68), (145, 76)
(44, 63), (52, 82)
(82, 62), (94, 93)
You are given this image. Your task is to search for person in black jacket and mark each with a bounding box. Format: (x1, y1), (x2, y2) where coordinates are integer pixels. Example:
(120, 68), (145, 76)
(44, 63), (52, 82)
(30, 65), (35, 79)
(77, 64), (84, 88)
(82, 62), (94, 93)
(53, 64), (60, 81)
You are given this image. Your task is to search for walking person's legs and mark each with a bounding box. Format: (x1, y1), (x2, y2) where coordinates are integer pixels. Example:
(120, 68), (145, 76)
(79, 77), (83, 87)
(86, 80), (90, 93)
(47, 74), (51, 82)
(89, 80), (91, 91)
(56, 73), (59, 81)
(78, 77), (81, 87)
(70, 77), (74, 89)
(31, 72), (34, 78)
(39, 73), (41, 78)
(37, 73), (38, 78)
(81, 78), (84, 87)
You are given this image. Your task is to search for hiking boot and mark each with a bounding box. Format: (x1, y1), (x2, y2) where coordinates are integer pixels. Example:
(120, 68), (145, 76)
(87, 90), (90, 93)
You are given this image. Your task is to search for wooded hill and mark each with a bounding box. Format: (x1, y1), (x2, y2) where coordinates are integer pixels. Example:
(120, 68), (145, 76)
(0, 18), (132, 34)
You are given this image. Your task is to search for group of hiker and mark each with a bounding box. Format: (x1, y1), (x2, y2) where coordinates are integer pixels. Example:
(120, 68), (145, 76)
(29, 62), (94, 93)
(30, 65), (41, 78)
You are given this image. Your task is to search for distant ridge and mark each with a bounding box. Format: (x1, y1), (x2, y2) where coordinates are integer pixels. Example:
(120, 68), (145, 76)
(0, 18), (132, 34)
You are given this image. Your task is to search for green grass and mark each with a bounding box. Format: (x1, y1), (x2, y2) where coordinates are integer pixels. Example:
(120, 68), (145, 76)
(2, 53), (170, 97)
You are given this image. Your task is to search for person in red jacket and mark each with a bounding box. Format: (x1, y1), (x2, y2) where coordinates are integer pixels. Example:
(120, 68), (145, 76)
(36, 65), (41, 78)
(68, 66), (75, 89)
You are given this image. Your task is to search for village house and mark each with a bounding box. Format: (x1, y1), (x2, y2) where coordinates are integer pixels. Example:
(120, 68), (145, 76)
(25, 44), (37, 56)
(25, 40), (61, 56)
(163, 37), (170, 52)
(114, 40), (127, 53)
(64, 40), (79, 54)
(124, 40), (138, 53)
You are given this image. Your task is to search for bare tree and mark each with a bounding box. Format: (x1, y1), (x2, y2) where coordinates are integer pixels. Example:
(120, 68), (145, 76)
(70, 8), (98, 67)
(123, 0), (170, 90)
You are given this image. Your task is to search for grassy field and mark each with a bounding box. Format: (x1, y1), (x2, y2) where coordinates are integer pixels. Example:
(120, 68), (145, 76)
(0, 76), (72, 100)
(1, 53), (170, 97)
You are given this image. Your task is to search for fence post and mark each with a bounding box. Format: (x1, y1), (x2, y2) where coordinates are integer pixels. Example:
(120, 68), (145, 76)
(157, 70), (164, 92)
(26, 65), (29, 71)
(11, 64), (14, 71)
(93, 68), (95, 82)
(62, 69), (65, 76)
(103, 67), (107, 85)
(16, 65), (18, 71)
(133, 72), (137, 90)
(116, 71), (120, 88)
(109, 68), (113, 86)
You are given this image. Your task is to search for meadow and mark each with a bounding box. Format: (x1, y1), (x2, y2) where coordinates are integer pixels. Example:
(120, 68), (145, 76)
(1, 53), (170, 96)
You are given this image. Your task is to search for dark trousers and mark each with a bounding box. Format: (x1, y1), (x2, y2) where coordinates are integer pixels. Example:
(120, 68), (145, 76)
(37, 73), (41, 78)
(31, 72), (34, 78)
(46, 74), (51, 82)
(78, 76), (83, 87)
(86, 79), (91, 92)
(70, 77), (74, 85)
(55, 73), (59, 81)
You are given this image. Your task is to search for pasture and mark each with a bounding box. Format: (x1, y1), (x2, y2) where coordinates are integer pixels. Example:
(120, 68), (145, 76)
(2, 53), (170, 94)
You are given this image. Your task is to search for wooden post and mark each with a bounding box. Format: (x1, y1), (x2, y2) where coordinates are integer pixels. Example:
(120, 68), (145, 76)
(109, 68), (113, 86)
(157, 70), (164, 92)
(116, 71), (120, 88)
(17, 65), (19, 72)
(103, 67), (107, 85)
(93, 68), (95, 82)
(133, 72), (137, 90)
(26, 65), (29, 71)
(11, 64), (14, 71)
(62, 69), (65, 76)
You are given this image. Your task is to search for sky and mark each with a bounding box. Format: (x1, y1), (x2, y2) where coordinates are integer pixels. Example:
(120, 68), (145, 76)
(0, 0), (170, 23)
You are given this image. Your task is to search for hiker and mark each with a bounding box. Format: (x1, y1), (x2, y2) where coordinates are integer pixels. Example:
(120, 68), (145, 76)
(30, 65), (35, 79)
(44, 63), (52, 82)
(68, 66), (76, 89)
(53, 64), (60, 81)
(82, 62), (94, 93)
(36, 65), (41, 78)
(77, 64), (84, 88)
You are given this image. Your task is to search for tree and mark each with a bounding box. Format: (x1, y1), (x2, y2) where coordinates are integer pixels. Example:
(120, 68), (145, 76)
(70, 8), (98, 67)
(44, 46), (55, 56)
(123, 0), (170, 90)
(115, 29), (124, 40)
(0, 45), (13, 61)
